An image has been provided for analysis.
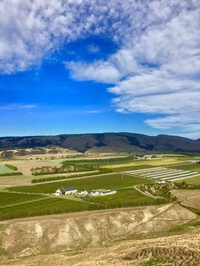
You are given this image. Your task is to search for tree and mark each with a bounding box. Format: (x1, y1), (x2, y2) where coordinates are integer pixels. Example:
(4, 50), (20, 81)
(1, 150), (14, 159)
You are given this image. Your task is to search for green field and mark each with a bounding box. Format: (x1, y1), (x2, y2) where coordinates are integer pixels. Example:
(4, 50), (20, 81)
(1, 173), (159, 220)
(7, 174), (152, 194)
(181, 176), (200, 184)
(0, 197), (92, 221)
(0, 192), (46, 207)
(0, 164), (15, 174)
(2, 155), (199, 221)
(168, 163), (200, 172)
(85, 188), (166, 208)
(101, 158), (185, 170)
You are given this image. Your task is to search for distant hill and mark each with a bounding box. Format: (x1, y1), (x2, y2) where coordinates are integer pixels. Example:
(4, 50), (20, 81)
(0, 132), (200, 153)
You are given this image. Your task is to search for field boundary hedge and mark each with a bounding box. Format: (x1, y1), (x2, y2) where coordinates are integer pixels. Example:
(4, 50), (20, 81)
(0, 172), (23, 177)
(5, 164), (18, 171)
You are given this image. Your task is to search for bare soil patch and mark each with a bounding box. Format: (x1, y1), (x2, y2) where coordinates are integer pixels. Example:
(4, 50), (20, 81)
(0, 203), (198, 263)
(171, 189), (200, 210)
(2, 160), (61, 176)
(1, 220), (200, 265)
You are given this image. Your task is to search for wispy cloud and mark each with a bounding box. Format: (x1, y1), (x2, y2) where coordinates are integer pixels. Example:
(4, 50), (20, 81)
(84, 110), (103, 114)
(0, 104), (37, 111)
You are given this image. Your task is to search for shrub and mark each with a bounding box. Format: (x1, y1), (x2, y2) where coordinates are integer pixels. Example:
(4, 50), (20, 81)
(5, 164), (18, 171)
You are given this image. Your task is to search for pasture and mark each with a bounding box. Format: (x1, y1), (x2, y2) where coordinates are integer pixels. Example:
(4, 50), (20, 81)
(0, 192), (46, 208)
(1, 173), (159, 220)
(182, 176), (200, 184)
(101, 157), (185, 170)
(85, 187), (166, 208)
(0, 197), (92, 221)
(2, 160), (62, 176)
(0, 164), (14, 174)
(7, 173), (152, 194)
(1, 153), (200, 221)
(168, 163), (200, 172)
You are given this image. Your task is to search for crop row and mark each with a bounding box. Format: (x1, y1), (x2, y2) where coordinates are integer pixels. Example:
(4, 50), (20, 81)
(8, 174), (151, 194)
(125, 165), (200, 182)
(0, 192), (46, 208)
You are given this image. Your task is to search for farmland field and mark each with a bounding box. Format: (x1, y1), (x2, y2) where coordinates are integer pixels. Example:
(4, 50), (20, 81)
(181, 176), (200, 184)
(1, 150), (200, 263)
(0, 164), (15, 174)
(0, 197), (92, 221)
(101, 158), (185, 170)
(2, 160), (62, 176)
(1, 154), (200, 221)
(7, 174), (152, 194)
(171, 190), (200, 211)
(168, 163), (200, 172)
(0, 192), (46, 207)
(1, 173), (158, 220)
(85, 188), (166, 207)
(124, 165), (200, 183)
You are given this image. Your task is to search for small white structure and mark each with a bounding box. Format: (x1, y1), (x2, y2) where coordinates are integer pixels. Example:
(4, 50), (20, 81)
(54, 187), (116, 197)
(156, 180), (166, 184)
(53, 186), (77, 196)
(90, 190), (99, 196)
(100, 189), (116, 196)
(53, 191), (62, 196)
(64, 186), (77, 195)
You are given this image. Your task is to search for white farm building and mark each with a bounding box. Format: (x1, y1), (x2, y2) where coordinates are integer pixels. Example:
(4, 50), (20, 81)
(53, 186), (77, 196)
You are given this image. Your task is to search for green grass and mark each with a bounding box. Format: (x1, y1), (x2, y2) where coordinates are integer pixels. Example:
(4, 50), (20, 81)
(5, 164), (17, 171)
(0, 197), (92, 221)
(167, 163), (200, 172)
(7, 174), (152, 194)
(85, 188), (167, 208)
(140, 258), (169, 266)
(3, 174), (161, 220)
(107, 164), (155, 172)
(180, 175), (200, 184)
(0, 192), (46, 208)
(0, 164), (15, 174)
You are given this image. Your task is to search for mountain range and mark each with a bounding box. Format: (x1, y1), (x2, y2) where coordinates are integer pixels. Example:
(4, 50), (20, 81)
(0, 132), (200, 153)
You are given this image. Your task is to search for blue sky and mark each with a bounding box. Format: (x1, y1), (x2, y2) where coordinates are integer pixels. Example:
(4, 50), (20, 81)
(0, 0), (200, 139)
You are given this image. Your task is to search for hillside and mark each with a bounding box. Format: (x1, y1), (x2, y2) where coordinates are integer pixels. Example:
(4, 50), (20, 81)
(0, 203), (199, 265)
(0, 132), (200, 153)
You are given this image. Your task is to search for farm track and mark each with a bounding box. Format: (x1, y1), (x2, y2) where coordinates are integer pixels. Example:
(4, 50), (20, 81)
(133, 185), (158, 199)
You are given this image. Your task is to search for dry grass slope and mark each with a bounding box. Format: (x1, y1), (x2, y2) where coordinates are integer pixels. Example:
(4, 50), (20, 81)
(1, 226), (200, 265)
(0, 203), (199, 266)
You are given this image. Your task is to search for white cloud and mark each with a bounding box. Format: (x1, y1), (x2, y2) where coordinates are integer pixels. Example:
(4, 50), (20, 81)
(84, 110), (102, 114)
(0, 104), (37, 110)
(0, 0), (200, 137)
(67, 61), (121, 84)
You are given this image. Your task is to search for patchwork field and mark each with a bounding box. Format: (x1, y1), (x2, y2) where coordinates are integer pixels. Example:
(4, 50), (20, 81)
(124, 166), (200, 182)
(7, 173), (151, 194)
(1, 173), (163, 221)
(101, 158), (186, 170)
(1, 160), (62, 176)
(0, 152), (200, 265)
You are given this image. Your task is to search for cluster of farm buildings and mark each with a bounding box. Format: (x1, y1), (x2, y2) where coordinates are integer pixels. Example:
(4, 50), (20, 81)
(53, 186), (116, 197)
